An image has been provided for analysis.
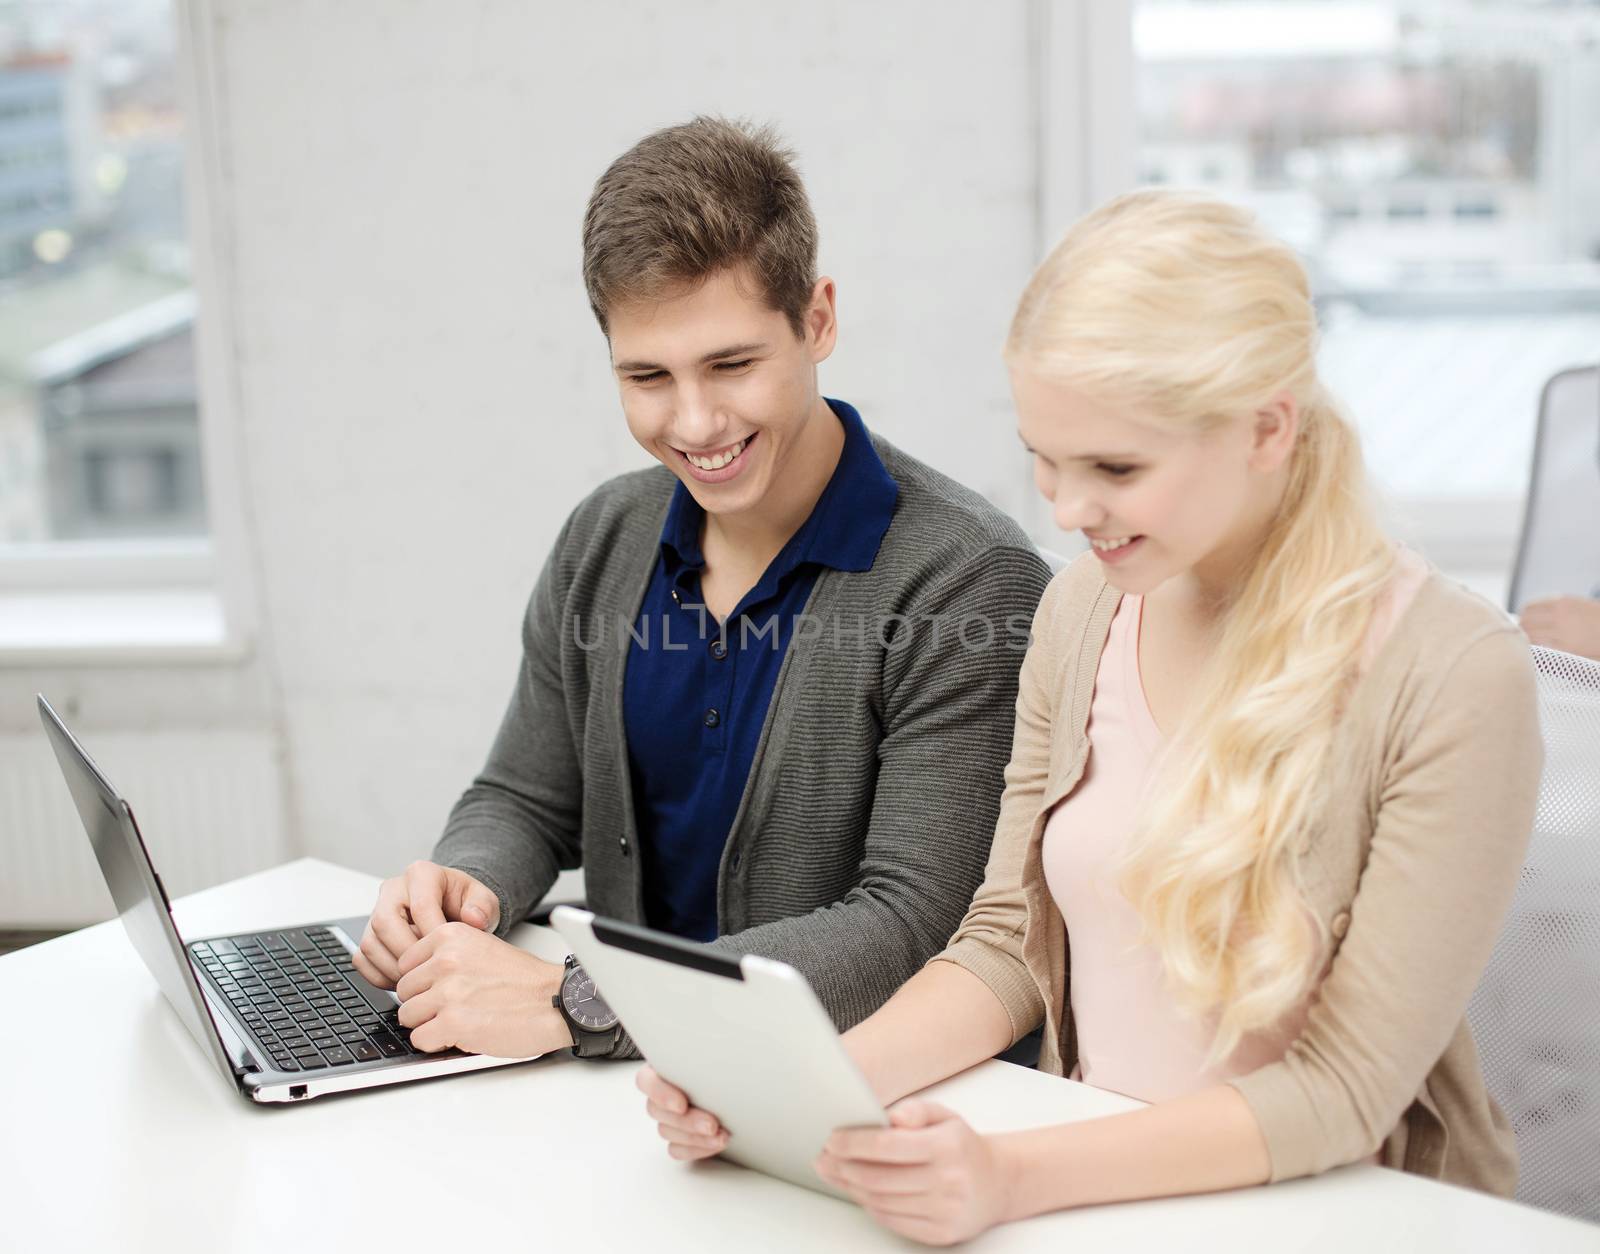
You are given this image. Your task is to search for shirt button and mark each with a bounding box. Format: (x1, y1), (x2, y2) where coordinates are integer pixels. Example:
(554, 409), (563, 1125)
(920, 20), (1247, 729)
(1330, 909), (1352, 940)
(703, 708), (720, 729)
(619, 835), (630, 855)
(670, 588), (681, 604)
(709, 638), (728, 660)
(730, 851), (742, 871)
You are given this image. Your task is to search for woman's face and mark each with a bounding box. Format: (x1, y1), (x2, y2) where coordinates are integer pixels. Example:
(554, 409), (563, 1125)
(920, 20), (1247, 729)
(1010, 366), (1296, 599)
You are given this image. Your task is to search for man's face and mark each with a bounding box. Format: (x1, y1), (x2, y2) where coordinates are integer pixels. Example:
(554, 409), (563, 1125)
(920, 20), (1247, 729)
(608, 266), (836, 520)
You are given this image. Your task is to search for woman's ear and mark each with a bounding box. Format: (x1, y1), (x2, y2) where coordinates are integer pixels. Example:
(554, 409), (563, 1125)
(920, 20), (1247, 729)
(1250, 391), (1299, 473)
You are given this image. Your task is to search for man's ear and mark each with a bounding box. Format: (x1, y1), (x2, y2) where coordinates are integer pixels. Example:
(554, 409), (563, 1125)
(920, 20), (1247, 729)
(805, 276), (838, 364)
(1251, 391), (1299, 472)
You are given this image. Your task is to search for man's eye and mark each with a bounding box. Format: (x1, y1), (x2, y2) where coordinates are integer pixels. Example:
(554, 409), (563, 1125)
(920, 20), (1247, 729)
(1099, 464), (1138, 478)
(714, 359), (753, 372)
(630, 371), (667, 384)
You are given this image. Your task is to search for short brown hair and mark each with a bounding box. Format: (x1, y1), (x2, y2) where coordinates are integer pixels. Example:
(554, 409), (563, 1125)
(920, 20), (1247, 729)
(582, 116), (818, 338)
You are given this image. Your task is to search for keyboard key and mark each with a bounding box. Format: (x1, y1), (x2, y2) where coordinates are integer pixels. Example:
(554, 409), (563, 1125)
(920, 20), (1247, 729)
(351, 1042), (381, 1062)
(373, 1034), (408, 1057)
(270, 1055), (300, 1072)
(321, 1046), (355, 1066)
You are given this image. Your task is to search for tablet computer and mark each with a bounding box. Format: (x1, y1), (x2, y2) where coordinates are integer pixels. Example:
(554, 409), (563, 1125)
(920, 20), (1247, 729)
(550, 907), (888, 1198)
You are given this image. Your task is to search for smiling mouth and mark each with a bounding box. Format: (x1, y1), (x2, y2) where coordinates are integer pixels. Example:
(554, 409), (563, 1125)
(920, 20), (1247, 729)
(1087, 535), (1142, 552)
(675, 434), (755, 472)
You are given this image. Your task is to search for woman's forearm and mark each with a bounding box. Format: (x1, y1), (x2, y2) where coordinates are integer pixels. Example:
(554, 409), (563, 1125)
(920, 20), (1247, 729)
(995, 1082), (1273, 1218)
(844, 960), (1016, 1106)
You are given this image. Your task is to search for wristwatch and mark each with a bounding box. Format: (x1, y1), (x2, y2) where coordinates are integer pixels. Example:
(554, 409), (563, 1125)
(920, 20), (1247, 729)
(552, 954), (621, 1058)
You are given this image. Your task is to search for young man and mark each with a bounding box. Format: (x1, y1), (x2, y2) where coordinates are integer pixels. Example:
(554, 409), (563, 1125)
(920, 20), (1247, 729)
(351, 117), (1050, 1061)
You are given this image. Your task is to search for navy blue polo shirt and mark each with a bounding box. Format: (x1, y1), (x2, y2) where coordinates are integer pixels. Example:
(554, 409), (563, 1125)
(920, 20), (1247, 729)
(622, 399), (899, 941)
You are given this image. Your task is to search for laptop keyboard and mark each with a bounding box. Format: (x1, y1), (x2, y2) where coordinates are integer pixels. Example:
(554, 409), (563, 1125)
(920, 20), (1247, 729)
(190, 926), (421, 1074)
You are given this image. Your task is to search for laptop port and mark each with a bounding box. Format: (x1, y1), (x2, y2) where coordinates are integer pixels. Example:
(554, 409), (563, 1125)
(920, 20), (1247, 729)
(289, 1085), (308, 1100)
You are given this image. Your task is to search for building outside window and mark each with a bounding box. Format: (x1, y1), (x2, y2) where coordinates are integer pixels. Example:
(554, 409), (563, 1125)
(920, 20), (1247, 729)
(1134, 0), (1600, 589)
(0, 0), (201, 547)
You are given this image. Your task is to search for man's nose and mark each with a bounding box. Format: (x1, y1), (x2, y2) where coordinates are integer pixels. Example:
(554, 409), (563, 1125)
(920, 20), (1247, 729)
(672, 385), (726, 449)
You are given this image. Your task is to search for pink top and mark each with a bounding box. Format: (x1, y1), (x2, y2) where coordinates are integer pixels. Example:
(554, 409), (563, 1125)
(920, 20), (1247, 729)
(1042, 549), (1430, 1104)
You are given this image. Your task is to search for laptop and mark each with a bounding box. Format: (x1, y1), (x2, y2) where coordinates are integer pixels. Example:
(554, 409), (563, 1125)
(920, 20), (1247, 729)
(37, 694), (542, 1103)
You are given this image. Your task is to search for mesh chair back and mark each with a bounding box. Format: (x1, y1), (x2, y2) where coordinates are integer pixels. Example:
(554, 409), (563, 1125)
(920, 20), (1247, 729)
(1507, 365), (1600, 613)
(1467, 645), (1600, 1221)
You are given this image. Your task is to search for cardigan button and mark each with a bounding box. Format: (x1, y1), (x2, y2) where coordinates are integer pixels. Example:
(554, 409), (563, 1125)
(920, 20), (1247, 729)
(1330, 909), (1352, 940)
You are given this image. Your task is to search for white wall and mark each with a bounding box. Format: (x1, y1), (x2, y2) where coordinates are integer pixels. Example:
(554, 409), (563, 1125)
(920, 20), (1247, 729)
(201, 0), (1062, 876)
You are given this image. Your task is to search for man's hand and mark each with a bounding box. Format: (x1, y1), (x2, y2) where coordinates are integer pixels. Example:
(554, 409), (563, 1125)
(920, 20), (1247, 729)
(353, 861), (500, 989)
(1522, 595), (1600, 662)
(394, 922), (573, 1059)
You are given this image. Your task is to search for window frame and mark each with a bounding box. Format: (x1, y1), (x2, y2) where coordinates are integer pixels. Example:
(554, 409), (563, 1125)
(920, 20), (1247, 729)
(0, 0), (258, 666)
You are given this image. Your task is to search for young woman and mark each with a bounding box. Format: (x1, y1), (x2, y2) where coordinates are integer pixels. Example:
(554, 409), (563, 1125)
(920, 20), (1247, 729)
(636, 190), (1544, 1245)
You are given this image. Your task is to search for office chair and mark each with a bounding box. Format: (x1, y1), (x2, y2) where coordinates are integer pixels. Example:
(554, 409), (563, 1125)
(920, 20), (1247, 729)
(1507, 365), (1600, 614)
(1467, 644), (1600, 1222)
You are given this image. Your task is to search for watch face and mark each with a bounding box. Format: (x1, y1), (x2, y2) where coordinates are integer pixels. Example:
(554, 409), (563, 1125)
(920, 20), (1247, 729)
(561, 967), (618, 1031)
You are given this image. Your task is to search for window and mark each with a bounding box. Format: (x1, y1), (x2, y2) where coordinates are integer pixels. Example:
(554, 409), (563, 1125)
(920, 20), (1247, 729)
(0, 2), (205, 549)
(1134, 0), (1600, 590)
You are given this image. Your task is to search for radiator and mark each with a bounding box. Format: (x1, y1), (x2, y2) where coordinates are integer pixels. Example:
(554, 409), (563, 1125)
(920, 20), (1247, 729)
(0, 728), (289, 927)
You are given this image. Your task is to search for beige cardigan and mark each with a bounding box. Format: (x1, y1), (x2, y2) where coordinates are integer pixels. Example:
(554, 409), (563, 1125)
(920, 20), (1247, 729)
(934, 553), (1542, 1195)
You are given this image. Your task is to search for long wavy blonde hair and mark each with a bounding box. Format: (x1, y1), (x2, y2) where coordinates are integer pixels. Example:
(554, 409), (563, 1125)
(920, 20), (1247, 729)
(1007, 190), (1397, 1058)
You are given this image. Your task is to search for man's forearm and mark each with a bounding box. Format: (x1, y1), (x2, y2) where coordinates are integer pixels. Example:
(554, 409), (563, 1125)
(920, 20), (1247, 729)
(843, 960), (1013, 1106)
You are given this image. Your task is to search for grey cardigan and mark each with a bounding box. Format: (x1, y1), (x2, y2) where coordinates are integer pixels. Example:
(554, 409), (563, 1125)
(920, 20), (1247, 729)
(433, 432), (1051, 1056)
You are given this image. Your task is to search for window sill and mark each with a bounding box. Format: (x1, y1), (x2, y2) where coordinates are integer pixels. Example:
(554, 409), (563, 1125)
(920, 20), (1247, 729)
(0, 588), (247, 666)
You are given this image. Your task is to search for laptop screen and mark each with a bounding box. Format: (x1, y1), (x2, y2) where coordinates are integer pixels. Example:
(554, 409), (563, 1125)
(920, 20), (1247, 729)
(36, 694), (237, 1086)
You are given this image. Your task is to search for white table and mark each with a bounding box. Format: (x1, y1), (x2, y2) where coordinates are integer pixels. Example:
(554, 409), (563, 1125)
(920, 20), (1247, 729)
(2, 859), (1594, 1253)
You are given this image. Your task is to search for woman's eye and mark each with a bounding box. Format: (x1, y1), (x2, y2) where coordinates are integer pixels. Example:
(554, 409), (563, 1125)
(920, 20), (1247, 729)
(1099, 464), (1138, 478)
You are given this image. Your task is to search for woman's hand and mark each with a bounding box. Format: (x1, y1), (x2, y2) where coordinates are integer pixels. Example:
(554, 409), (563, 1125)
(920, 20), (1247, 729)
(815, 1100), (1011, 1247)
(636, 1065), (729, 1160)
(1521, 595), (1600, 661)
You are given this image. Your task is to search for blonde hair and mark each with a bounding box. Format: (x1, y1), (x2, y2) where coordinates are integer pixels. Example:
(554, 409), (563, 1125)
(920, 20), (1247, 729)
(1007, 190), (1396, 1058)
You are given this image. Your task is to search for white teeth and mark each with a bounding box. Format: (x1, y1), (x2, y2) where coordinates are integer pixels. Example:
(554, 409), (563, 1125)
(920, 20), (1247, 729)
(1090, 535), (1136, 552)
(685, 436), (749, 471)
